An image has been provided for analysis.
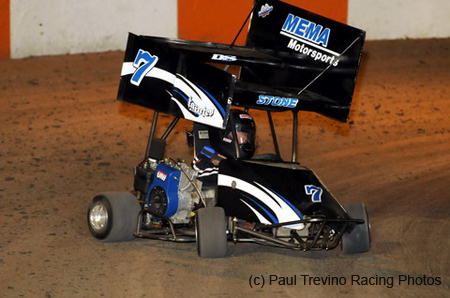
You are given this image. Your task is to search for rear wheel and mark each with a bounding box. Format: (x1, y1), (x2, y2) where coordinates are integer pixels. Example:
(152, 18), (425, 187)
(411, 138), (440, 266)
(87, 192), (141, 242)
(196, 207), (228, 258)
(342, 203), (371, 254)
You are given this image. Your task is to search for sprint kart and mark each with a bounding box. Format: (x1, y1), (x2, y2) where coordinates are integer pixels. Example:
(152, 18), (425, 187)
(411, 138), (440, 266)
(87, 0), (370, 258)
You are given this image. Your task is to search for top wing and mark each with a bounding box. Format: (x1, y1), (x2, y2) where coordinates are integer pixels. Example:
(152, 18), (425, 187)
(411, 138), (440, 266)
(118, 0), (365, 125)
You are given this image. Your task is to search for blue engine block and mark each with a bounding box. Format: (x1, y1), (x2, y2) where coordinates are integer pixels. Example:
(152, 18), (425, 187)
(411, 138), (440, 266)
(146, 163), (181, 217)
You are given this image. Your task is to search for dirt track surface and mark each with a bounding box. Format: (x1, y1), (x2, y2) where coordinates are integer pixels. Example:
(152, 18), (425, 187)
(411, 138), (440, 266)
(0, 39), (449, 297)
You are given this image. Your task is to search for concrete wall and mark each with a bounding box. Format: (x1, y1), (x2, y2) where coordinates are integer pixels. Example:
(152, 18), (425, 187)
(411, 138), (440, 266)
(9, 0), (177, 58)
(348, 0), (450, 40)
(2, 0), (449, 59)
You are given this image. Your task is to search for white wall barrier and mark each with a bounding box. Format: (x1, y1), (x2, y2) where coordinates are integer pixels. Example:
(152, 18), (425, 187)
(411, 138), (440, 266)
(10, 0), (177, 58)
(349, 0), (450, 40)
(6, 0), (450, 58)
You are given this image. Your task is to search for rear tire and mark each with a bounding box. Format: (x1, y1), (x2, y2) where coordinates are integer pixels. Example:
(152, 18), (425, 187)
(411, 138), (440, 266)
(87, 192), (141, 242)
(196, 207), (228, 258)
(342, 203), (371, 254)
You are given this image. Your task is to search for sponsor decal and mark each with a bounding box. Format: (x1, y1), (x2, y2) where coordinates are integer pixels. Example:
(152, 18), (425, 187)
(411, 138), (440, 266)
(239, 114), (253, 120)
(304, 185), (323, 203)
(258, 3), (273, 17)
(156, 170), (167, 182)
(130, 49), (159, 86)
(211, 54), (237, 62)
(280, 14), (341, 67)
(188, 96), (215, 117)
(257, 95), (298, 108)
(286, 39), (339, 66)
(281, 14), (330, 47)
(198, 130), (209, 140)
(171, 74), (225, 127)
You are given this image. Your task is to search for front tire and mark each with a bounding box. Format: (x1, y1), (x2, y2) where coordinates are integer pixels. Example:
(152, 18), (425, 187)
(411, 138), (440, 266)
(196, 207), (228, 258)
(87, 192), (141, 242)
(342, 203), (371, 254)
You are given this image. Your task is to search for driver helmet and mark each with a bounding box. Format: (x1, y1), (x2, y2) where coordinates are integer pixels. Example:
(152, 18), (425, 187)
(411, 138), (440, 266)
(209, 109), (256, 159)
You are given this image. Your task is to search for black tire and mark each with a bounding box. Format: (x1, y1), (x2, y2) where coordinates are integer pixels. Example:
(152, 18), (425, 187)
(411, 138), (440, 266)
(87, 192), (141, 242)
(195, 207), (228, 258)
(342, 203), (371, 254)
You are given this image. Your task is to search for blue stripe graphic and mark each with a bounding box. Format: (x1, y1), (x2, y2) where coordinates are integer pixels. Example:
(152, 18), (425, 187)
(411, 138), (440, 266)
(242, 194), (279, 223)
(198, 85), (225, 117)
(173, 89), (189, 103)
(269, 188), (304, 219)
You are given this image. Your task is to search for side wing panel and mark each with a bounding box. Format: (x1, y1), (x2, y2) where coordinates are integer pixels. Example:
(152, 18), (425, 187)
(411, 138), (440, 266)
(118, 34), (234, 129)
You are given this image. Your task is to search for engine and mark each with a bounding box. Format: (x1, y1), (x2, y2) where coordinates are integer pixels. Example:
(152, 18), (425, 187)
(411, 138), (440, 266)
(133, 158), (204, 224)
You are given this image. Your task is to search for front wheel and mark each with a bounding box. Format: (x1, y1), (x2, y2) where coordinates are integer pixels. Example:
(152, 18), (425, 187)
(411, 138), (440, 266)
(341, 203), (371, 254)
(195, 207), (228, 258)
(87, 192), (141, 242)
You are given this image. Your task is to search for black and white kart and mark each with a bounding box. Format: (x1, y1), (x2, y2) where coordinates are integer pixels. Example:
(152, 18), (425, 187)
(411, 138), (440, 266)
(87, 0), (370, 258)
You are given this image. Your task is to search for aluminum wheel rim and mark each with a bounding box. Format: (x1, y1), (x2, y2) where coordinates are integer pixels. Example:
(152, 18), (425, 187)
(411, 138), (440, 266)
(89, 202), (109, 233)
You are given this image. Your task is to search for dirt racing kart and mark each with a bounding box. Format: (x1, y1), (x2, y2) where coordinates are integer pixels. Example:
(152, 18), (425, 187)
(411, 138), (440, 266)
(87, 0), (370, 258)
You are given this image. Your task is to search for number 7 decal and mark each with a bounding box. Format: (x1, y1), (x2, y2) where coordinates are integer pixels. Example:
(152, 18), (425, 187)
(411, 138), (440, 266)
(304, 185), (323, 203)
(130, 49), (159, 86)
